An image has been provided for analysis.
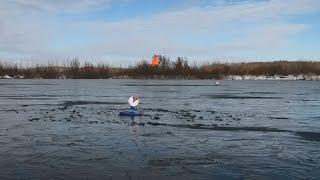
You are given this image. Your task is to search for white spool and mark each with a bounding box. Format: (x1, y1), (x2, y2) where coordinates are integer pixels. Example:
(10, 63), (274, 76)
(128, 96), (140, 107)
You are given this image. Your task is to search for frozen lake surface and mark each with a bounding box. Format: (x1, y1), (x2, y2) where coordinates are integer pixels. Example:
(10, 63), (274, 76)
(0, 79), (319, 179)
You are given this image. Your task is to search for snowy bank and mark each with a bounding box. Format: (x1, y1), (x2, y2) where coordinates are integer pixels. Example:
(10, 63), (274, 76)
(225, 75), (320, 81)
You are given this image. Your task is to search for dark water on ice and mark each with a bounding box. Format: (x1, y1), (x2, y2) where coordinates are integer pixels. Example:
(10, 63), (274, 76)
(0, 79), (319, 179)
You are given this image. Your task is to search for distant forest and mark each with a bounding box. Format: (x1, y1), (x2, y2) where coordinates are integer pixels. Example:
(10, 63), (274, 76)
(1, 56), (320, 79)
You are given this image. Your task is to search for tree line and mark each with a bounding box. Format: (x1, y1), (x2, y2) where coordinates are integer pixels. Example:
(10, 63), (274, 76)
(1, 56), (320, 79)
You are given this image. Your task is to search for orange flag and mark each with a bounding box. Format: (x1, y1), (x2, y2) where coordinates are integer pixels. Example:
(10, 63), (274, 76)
(152, 55), (160, 66)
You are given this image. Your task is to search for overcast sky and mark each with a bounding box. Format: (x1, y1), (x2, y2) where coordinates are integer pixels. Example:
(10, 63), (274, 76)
(1, 0), (320, 65)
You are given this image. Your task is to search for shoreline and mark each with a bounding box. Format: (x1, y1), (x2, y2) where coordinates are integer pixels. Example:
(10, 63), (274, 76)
(1, 74), (320, 80)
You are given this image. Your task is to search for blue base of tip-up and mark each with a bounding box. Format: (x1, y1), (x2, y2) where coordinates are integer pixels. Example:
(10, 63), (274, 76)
(119, 107), (142, 116)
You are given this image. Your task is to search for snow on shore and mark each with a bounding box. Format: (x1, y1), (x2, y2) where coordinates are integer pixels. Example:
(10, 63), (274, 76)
(225, 75), (320, 81)
(0, 75), (23, 79)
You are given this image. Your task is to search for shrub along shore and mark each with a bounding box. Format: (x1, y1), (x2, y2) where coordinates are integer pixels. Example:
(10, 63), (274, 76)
(1, 57), (320, 80)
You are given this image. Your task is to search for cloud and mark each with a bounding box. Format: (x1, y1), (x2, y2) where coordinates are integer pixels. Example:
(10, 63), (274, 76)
(0, 0), (319, 63)
(2, 0), (113, 14)
(80, 0), (319, 58)
(0, 0), (117, 55)
(215, 23), (310, 52)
